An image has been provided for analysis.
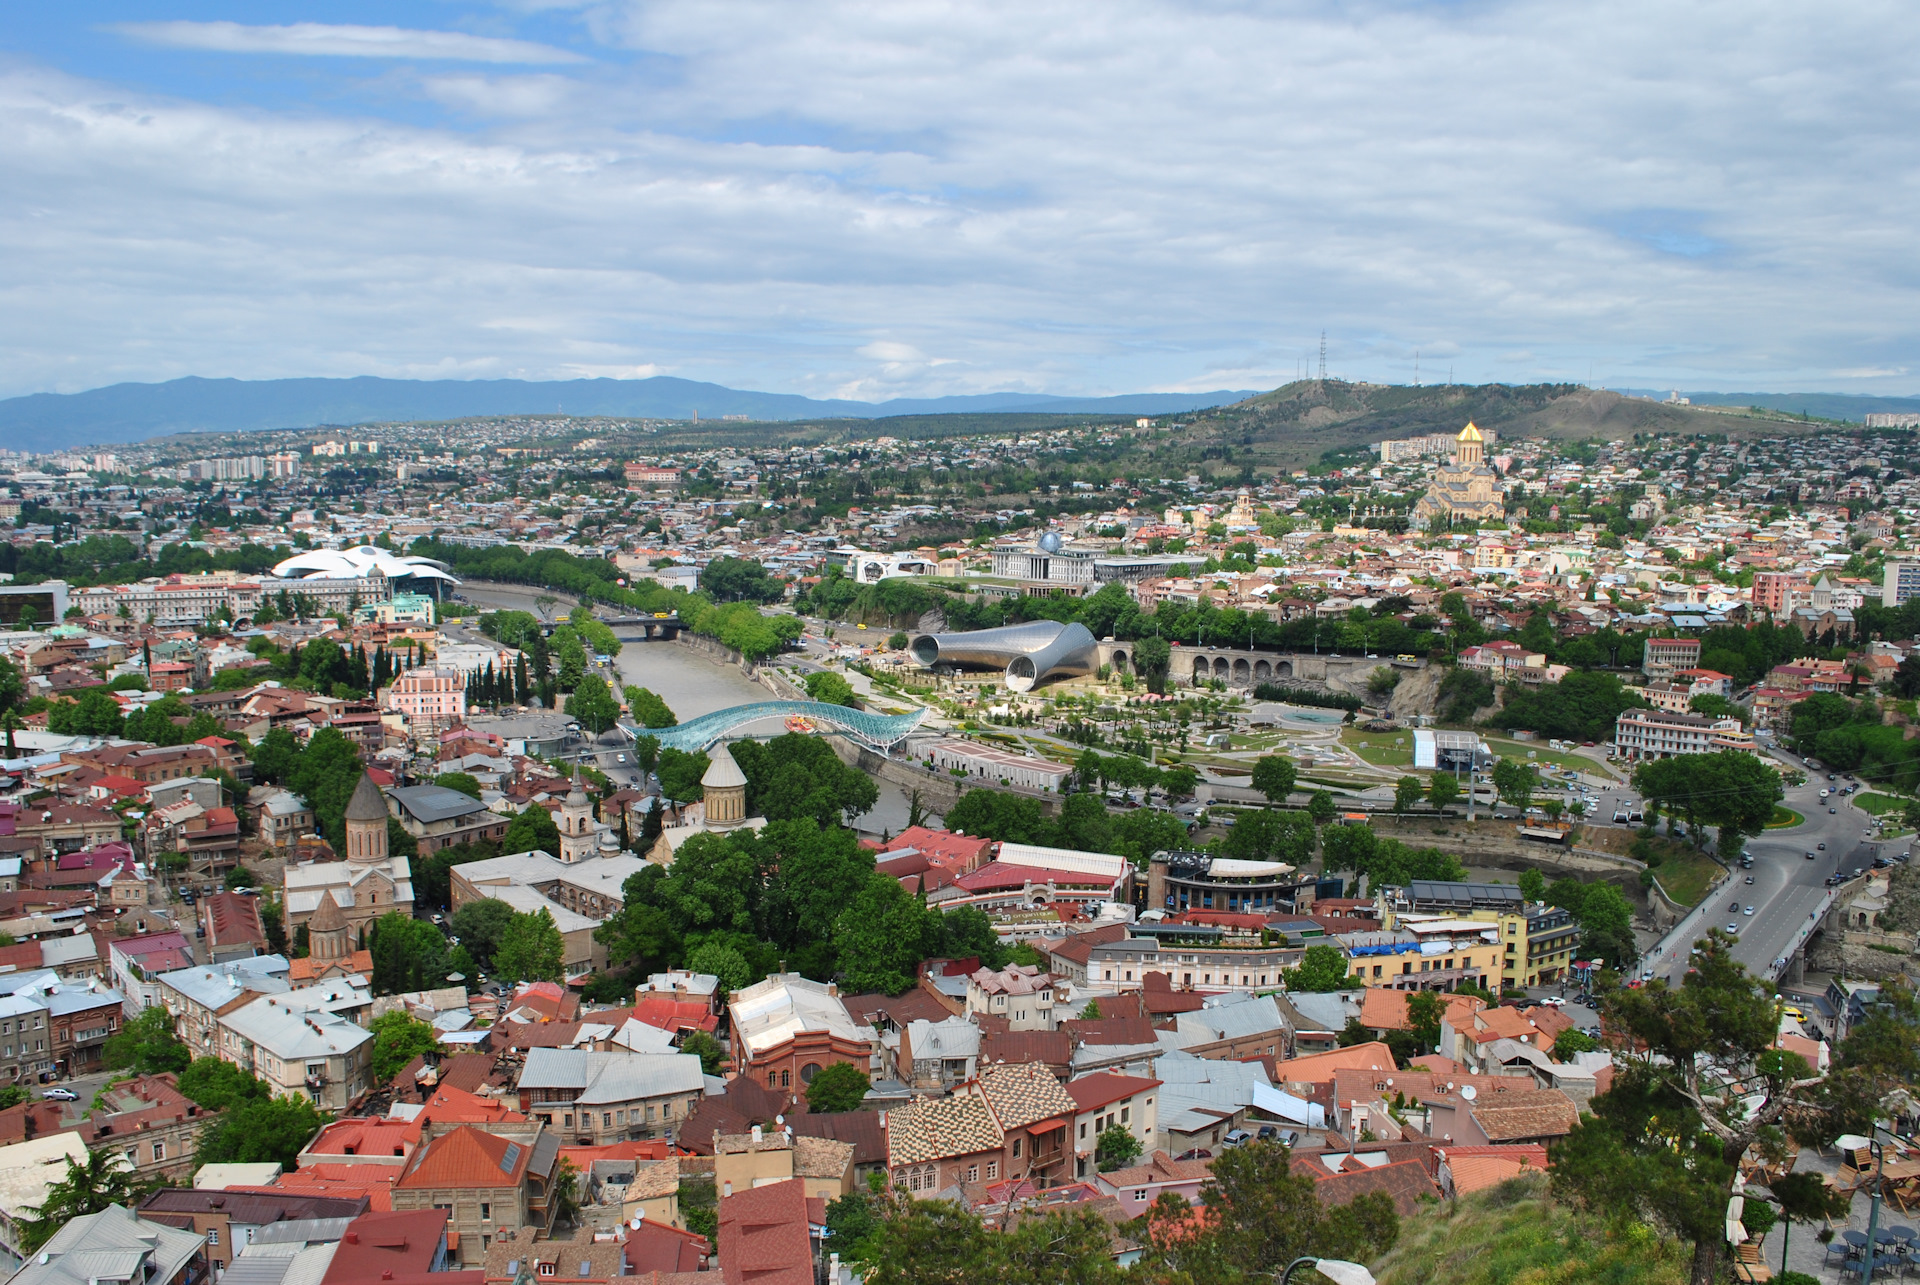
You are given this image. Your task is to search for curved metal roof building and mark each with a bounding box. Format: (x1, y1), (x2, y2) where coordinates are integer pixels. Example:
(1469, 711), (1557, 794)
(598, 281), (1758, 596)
(910, 620), (1097, 692)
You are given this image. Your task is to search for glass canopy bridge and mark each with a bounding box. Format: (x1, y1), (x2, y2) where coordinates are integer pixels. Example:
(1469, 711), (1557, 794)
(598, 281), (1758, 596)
(625, 700), (928, 753)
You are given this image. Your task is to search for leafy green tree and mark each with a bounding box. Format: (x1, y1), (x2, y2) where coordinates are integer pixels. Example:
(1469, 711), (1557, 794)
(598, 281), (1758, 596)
(929, 905), (1011, 971)
(1426, 770), (1460, 810)
(48, 688), (125, 737)
(942, 788), (1048, 844)
(1095, 1124), (1143, 1172)
(679, 1029), (726, 1075)
(1405, 990), (1443, 1053)
(1491, 671), (1647, 742)
(101, 1004), (190, 1075)
(1393, 775), (1423, 816)
(805, 1061), (871, 1114)
(250, 725), (300, 784)
(1552, 933), (1825, 1285)
(625, 686), (679, 728)
(1132, 635), (1171, 694)
(367, 911), (451, 995)
(1767, 1172), (1851, 1275)
(1306, 788), (1336, 827)
(1159, 764), (1201, 801)
(224, 863), (257, 891)
(287, 727), (368, 848)
(177, 1056), (272, 1110)
(657, 748), (710, 805)
(804, 670), (859, 707)
(369, 1011), (440, 1082)
(1518, 868), (1546, 901)
(450, 898), (519, 972)
(1552, 1028), (1599, 1060)
(17, 1150), (149, 1252)
(685, 941), (754, 993)
(433, 771), (482, 800)
(1492, 757), (1537, 811)
(701, 556), (785, 603)
(494, 908), (566, 983)
(834, 873), (931, 995)
(0, 1085), (25, 1110)
(197, 1093), (326, 1171)
(732, 734), (878, 827)
(1250, 754), (1297, 804)
(503, 802), (562, 854)
(566, 672), (621, 734)
(1285, 944), (1352, 993)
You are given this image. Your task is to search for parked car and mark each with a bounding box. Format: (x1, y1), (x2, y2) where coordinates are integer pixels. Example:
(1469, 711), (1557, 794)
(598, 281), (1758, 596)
(1222, 1129), (1254, 1148)
(40, 1088), (77, 1101)
(1744, 875), (1755, 884)
(1174, 1148), (1214, 1162)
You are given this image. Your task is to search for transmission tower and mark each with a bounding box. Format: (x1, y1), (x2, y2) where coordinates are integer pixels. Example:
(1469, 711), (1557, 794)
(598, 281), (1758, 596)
(1317, 332), (1327, 382)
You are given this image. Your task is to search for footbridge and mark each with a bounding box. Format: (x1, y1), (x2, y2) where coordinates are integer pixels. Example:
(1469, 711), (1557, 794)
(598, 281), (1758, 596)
(629, 700), (927, 753)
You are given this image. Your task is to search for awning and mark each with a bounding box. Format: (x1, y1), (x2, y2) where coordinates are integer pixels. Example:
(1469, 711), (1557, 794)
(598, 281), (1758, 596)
(1026, 1119), (1067, 1134)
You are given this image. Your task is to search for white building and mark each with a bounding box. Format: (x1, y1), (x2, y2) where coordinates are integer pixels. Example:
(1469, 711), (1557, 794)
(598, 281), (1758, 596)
(1612, 709), (1747, 761)
(924, 738), (1072, 792)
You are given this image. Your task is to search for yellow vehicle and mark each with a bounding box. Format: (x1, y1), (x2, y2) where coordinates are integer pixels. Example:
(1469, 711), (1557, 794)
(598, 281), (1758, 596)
(654, 612), (671, 619)
(1396, 653), (1417, 661)
(857, 623), (868, 630)
(1781, 1006), (1805, 1020)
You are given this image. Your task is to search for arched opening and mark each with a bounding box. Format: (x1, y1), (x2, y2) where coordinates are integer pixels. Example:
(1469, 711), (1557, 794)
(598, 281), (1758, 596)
(1274, 659), (1294, 679)
(1112, 650), (1129, 671)
(801, 1063), (822, 1083)
(1232, 659), (1251, 685)
(1191, 657), (1209, 680)
(1254, 659), (1272, 680)
(1213, 658), (1230, 679)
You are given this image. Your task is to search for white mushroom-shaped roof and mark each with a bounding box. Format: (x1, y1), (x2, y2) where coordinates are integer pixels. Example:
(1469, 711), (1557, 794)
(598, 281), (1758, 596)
(270, 545), (460, 584)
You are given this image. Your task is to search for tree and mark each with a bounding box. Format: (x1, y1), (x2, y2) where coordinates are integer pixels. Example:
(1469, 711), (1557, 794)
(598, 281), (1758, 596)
(1767, 1171), (1851, 1275)
(1393, 775), (1423, 816)
(177, 1056), (272, 1110)
(834, 873), (930, 995)
(567, 672), (621, 734)
(434, 771), (483, 800)
(733, 734), (877, 828)
(494, 908), (566, 983)
(450, 898), (519, 972)
(1426, 770), (1460, 810)
(197, 1093), (327, 1171)
(805, 1061), (871, 1114)
(804, 670), (859, 707)
(367, 911), (451, 995)
(1552, 933), (1825, 1285)
(1160, 764), (1201, 801)
(1094, 1124), (1142, 1172)
(680, 1029), (726, 1075)
(1492, 757), (1537, 811)
(626, 686), (679, 728)
(369, 1011), (440, 1082)
(685, 940), (753, 993)
(1405, 991), (1442, 1053)
(657, 748), (710, 806)
(1133, 635), (1171, 694)
(1285, 944), (1352, 993)
(17, 1150), (147, 1252)
(1250, 754), (1298, 804)
(101, 1004), (190, 1075)
(224, 863), (257, 891)
(1518, 868), (1546, 901)
(503, 802), (562, 854)
(0, 1085), (25, 1110)
(1552, 1028), (1599, 1060)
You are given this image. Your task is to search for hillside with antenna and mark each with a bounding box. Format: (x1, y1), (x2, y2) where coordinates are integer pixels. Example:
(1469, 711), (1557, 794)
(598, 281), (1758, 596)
(1191, 379), (1826, 467)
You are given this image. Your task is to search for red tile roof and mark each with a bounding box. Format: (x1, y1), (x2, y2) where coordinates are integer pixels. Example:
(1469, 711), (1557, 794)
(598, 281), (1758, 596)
(717, 1177), (814, 1285)
(397, 1125), (532, 1190)
(1064, 1073), (1161, 1112)
(321, 1210), (456, 1285)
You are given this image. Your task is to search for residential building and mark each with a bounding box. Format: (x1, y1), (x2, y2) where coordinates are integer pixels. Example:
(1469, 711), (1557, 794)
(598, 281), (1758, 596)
(517, 1049), (706, 1145)
(137, 1189), (368, 1273)
(963, 964), (1058, 1031)
(1641, 635), (1702, 679)
(1085, 931), (1302, 993)
(894, 1017), (980, 1092)
(216, 989), (374, 1110)
(322, 1209), (473, 1285)
(1884, 561), (1920, 609)
(0, 1133), (96, 1261)
(713, 1126), (855, 1202)
(1377, 882), (1582, 989)
(715, 1178), (816, 1285)
(1064, 1073), (1160, 1180)
(4, 1204), (204, 1285)
(0, 990), (51, 1084)
(390, 1124), (563, 1264)
(158, 958), (292, 1058)
(450, 849), (652, 981)
(84, 1073), (214, 1184)
(382, 667), (467, 731)
(47, 981), (125, 1075)
(386, 784), (512, 855)
(884, 1062), (1077, 1196)
(1093, 1151), (1213, 1217)
(257, 790), (316, 848)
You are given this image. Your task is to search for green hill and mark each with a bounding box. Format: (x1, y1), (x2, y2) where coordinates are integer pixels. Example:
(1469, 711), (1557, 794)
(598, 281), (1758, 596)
(1195, 379), (1824, 467)
(1369, 1172), (1690, 1285)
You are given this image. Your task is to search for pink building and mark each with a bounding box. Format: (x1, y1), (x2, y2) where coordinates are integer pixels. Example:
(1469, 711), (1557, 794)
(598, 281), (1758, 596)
(382, 666), (465, 726)
(1752, 571), (1799, 617)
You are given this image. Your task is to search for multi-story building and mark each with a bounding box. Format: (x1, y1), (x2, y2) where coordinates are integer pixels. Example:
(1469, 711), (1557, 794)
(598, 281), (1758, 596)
(991, 539), (1098, 593)
(47, 982), (125, 1076)
(156, 959), (291, 1060)
(386, 784), (511, 855)
(713, 1127), (855, 1203)
(1884, 561), (1920, 609)
(1146, 849), (1315, 915)
(268, 452), (301, 479)
(216, 989), (373, 1110)
(382, 667), (466, 730)
(516, 1049), (706, 1145)
(283, 773), (416, 940)
(1753, 571), (1801, 616)
(1642, 635), (1703, 679)
(138, 1189), (367, 1271)
(1613, 708), (1745, 761)
(729, 974), (872, 1093)
(624, 464), (681, 489)
(884, 1063), (1076, 1197)
(963, 964), (1058, 1031)
(449, 849), (651, 979)
(390, 1124), (562, 1264)
(1065, 1073), (1161, 1181)
(1085, 930), (1302, 993)
(0, 988), (52, 1084)
(922, 738), (1073, 792)
(1378, 881), (1584, 989)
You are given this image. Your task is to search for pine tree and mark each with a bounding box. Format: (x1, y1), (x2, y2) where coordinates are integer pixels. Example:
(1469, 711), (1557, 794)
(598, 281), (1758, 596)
(514, 654), (529, 705)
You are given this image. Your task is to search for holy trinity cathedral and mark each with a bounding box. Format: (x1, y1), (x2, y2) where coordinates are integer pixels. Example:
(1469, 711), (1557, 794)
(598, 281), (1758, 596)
(1411, 422), (1506, 530)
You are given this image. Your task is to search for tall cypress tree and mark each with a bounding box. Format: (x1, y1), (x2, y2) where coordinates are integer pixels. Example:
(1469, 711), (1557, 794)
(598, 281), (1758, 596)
(514, 654), (529, 706)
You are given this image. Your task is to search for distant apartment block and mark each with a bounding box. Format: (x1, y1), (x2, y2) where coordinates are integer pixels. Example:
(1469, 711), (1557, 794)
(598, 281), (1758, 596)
(1642, 635), (1702, 679)
(1884, 561), (1920, 609)
(1864, 412), (1920, 428)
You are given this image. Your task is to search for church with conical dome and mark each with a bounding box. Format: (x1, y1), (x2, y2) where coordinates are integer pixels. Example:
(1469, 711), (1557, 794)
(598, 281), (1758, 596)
(283, 770), (416, 950)
(1411, 422), (1506, 530)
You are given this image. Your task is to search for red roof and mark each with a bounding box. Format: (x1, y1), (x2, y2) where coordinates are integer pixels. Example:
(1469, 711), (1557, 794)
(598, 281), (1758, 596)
(629, 996), (720, 1036)
(876, 826), (992, 874)
(321, 1210), (457, 1285)
(1063, 1073), (1161, 1112)
(237, 1164), (397, 1210)
(397, 1126), (531, 1190)
(717, 1178), (814, 1285)
(307, 1116), (414, 1159)
(954, 863), (1118, 892)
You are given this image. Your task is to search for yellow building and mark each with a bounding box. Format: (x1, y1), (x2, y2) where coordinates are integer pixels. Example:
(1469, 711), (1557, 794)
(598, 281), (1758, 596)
(714, 1126), (855, 1202)
(1374, 885), (1584, 989)
(1412, 423), (1506, 530)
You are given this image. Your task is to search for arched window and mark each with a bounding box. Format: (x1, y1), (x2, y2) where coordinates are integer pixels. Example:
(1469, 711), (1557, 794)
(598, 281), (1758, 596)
(801, 1063), (822, 1084)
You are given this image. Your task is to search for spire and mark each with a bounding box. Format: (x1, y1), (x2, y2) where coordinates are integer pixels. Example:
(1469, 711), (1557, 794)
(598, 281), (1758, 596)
(344, 771), (387, 823)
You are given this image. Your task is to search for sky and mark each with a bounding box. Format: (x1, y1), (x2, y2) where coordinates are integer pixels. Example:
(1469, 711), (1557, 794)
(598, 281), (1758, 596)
(1, 1), (1917, 403)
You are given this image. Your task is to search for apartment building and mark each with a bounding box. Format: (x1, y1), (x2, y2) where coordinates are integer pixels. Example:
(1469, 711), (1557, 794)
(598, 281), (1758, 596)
(516, 1049), (706, 1145)
(1613, 708), (1746, 761)
(1641, 635), (1702, 679)
(391, 1124), (562, 1264)
(216, 990), (373, 1110)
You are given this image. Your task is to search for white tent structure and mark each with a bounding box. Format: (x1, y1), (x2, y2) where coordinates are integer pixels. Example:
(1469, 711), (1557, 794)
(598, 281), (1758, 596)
(270, 546), (460, 594)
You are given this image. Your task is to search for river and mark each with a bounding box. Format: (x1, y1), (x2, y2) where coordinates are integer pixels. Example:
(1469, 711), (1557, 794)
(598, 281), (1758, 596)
(456, 581), (924, 837)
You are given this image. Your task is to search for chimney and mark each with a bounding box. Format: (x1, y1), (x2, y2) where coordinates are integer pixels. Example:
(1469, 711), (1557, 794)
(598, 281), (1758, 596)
(750, 1125), (761, 1145)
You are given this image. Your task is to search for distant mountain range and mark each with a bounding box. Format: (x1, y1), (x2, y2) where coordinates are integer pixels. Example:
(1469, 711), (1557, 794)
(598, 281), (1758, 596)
(1614, 389), (1920, 422)
(0, 375), (1263, 452)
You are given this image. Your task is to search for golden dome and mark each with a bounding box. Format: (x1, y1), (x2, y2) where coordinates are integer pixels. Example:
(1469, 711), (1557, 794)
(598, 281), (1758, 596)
(1458, 422), (1484, 442)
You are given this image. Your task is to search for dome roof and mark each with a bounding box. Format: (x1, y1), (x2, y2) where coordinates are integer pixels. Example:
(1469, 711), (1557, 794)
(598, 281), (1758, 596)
(344, 772), (389, 823)
(1458, 422), (1484, 442)
(269, 545), (461, 585)
(702, 743), (748, 790)
(308, 888), (348, 933)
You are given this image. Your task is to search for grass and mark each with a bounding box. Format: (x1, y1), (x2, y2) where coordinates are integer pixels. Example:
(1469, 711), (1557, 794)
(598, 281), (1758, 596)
(1342, 728), (1417, 767)
(1854, 792), (1910, 817)
(1479, 736), (1623, 782)
(1371, 1171), (1689, 1285)
(1650, 845), (1722, 907)
(1766, 806), (1805, 828)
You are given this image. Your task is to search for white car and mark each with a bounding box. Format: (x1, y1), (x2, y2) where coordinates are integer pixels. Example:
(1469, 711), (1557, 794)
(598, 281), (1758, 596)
(1536, 996), (1566, 1007)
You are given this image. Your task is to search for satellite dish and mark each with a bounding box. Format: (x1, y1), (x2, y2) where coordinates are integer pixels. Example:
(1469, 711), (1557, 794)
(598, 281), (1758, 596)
(1037, 530), (1065, 554)
(1461, 1085), (1478, 1101)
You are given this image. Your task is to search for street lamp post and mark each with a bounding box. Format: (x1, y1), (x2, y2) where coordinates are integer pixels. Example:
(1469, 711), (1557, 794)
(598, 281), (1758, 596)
(1279, 1258), (1375, 1285)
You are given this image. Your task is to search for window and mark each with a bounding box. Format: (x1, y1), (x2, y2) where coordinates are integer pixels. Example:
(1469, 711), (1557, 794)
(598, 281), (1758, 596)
(966, 1165), (979, 1182)
(563, 1114), (574, 1127)
(124, 1149), (137, 1166)
(603, 1113), (613, 1128)
(780, 1071), (790, 1088)
(909, 1170), (922, 1192)
(986, 1162), (998, 1180)
(1134, 1190), (1148, 1202)
(1078, 1122), (1087, 1139)
(801, 1063), (822, 1083)
(207, 1229), (219, 1246)
(153, 1142), (165, 1161)
(664, 1101), (675, 1118)
(538, 1264), (556, 1278)
(1121, 1107), (1130, 1124)
(646, 1105), (656, 1121)
(1012, 1138), (1021, 1158)
(481, 1203), (492, 1221)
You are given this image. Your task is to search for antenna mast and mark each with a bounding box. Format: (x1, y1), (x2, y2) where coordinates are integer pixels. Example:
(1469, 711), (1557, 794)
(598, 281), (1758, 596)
(1317, 332), (1327, 382)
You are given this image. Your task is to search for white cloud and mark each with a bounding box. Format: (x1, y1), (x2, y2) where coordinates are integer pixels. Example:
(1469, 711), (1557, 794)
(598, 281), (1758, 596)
(112, 21), (587, 64)
(4, 2), (1920, 400)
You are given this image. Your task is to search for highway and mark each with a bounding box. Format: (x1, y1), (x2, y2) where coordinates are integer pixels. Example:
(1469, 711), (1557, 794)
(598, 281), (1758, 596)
(1640, 750), (1899, 988)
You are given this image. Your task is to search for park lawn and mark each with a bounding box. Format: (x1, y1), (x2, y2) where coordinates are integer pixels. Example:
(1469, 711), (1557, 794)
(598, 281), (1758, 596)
(1854, 792), (1910, 817)
(1340, 728), (1417, 767)
(1652, 847), (1722, 907)
(1480, 736), (1623, 781)
(1766, 805), (1805, 828)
